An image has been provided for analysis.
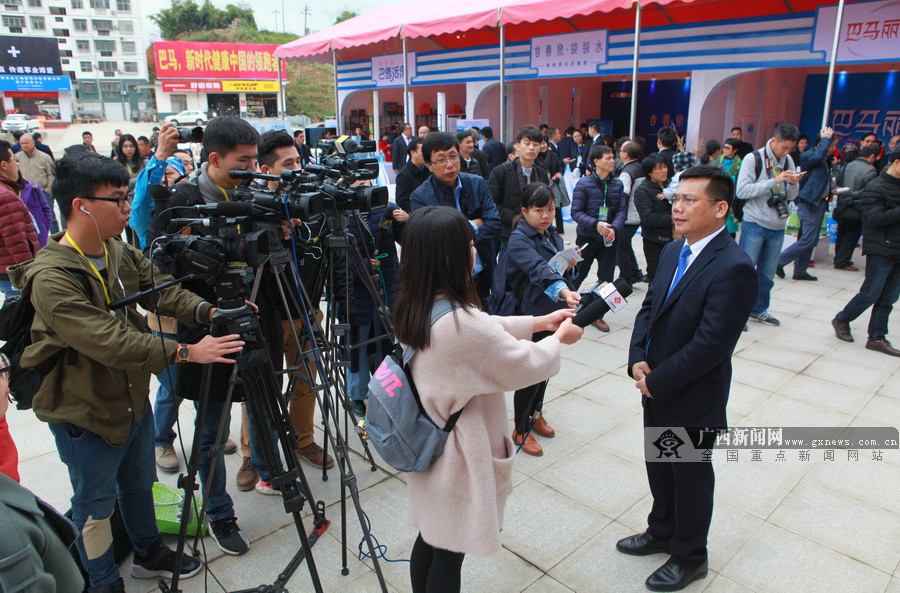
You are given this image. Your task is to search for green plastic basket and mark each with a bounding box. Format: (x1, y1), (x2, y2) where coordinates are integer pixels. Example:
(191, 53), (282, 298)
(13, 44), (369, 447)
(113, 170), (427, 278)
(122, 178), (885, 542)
(152, 482), (207, 537)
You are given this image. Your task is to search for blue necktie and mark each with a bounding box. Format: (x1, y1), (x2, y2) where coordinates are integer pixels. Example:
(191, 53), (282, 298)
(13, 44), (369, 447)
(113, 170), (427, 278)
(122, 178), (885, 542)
(665, 243), (692, 301)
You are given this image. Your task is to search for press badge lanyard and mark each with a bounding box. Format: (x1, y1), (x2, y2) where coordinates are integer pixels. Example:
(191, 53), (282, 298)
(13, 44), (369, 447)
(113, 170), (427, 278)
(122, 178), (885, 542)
(595, 176), (609, 222)
(65, 231), (111, 305)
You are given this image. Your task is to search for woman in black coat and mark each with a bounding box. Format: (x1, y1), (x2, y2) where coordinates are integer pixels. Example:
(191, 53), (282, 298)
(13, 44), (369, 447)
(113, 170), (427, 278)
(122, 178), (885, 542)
(633, 153), (673, 281)
(506, 183), (579, 456)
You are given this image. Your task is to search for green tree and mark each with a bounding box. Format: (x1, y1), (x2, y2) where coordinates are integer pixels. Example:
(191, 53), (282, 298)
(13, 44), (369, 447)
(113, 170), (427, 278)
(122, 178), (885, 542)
(285, 62), (335, 121)
(151, 0), (256, 40)
(334, 9), (359, 24)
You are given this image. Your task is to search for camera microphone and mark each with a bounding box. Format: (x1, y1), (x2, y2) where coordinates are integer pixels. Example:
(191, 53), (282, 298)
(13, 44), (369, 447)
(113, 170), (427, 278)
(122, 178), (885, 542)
(187, 201), (255, 217)
(572, 278), (634, 328)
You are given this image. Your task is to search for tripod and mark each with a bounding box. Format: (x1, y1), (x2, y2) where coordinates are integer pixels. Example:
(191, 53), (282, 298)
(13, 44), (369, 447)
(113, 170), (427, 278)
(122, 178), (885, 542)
(247, 207), (392, 588)
(161, 269), (329, 593)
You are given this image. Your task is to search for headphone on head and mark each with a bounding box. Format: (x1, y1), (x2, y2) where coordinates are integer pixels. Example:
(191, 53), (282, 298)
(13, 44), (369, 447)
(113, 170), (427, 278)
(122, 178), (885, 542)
(80, 205), (90, 215)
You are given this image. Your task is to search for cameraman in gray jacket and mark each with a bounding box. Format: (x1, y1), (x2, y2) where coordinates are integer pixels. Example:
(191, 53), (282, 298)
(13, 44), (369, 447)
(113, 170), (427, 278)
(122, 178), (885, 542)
(735, 123), (801, 327)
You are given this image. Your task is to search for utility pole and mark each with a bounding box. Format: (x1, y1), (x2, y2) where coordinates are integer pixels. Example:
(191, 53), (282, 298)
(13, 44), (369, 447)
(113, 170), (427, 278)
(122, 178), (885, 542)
(301, 4), (310, 35)
(281, 0), (286, 33)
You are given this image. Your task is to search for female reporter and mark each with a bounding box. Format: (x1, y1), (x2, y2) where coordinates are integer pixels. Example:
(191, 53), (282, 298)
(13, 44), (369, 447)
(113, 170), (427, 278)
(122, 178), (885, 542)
(395, 206), (582, 593)
(506, 183), (579, 456)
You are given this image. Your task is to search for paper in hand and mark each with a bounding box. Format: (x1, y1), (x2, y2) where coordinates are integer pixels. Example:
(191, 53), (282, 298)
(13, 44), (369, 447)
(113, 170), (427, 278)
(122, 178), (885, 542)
(548, 247), (583, 275)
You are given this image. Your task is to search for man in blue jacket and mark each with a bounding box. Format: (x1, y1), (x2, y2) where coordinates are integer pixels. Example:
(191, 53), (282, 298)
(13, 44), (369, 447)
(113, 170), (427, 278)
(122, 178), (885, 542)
(411, 132), (500, 299)
(776, 127), (836, 281)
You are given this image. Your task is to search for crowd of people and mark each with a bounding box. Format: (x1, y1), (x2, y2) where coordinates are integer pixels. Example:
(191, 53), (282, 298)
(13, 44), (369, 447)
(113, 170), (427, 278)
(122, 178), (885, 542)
(0, 114), (897, 593)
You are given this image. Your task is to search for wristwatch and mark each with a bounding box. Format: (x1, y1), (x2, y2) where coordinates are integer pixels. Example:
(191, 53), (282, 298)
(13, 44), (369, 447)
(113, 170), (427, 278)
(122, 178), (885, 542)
(176, 344), (191, 363)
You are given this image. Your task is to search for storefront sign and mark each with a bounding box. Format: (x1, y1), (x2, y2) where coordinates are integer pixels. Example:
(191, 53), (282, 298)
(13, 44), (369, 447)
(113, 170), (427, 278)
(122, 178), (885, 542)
(221, 80), (279, 92)
(4, 91), (58, 98)
(154, 41), (286, 80)
(370, 53), (416, 88)
(0, 36), (63, 76)
(0, 74), (71, 92)
(530, 30), (608, 77)
(813, 0), (900, 62)
(162, 80), (222, 93)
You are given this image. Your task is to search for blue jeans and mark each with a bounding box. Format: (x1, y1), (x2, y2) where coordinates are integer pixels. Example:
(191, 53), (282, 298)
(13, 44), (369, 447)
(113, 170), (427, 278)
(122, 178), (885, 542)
(245, 400), (284, 482)
(778, 199), (827, 274)
(0, 280), (19, 300)
(49, 410), (160, 587)
(195, 400), (234, 522)
(836, 254), (900, 341)
(347, 317), (376, 401)
(739, 220), (785, 316)
(151, 329), (182, 447)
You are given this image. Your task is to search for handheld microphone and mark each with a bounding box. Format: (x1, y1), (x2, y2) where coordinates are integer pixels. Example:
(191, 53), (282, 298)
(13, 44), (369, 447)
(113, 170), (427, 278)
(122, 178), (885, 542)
(572, 278), (633, 328)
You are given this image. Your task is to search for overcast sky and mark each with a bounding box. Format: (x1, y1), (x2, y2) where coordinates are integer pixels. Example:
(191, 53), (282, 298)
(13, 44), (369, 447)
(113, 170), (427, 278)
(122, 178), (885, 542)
(138, 0), (405, 45)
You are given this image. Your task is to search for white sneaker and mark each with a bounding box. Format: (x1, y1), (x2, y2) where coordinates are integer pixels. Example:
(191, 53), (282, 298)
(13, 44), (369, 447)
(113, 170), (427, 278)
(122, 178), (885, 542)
(255, 480), (281, 496)
(155, 445), (179, 472)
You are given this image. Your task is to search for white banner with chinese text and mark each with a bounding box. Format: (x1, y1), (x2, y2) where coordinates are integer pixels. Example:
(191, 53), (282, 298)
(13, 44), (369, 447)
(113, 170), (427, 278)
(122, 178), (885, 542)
(371, 53), (417, 88)
(530, 30), (608, 77)
(813, 0), (900, 62)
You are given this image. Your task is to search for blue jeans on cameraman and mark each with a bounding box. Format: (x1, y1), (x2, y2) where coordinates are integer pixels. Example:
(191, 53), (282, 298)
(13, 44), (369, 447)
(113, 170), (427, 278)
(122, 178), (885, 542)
(151, 328), (182, 447)
(49, 410), (160, 588)
(739, 220), (785, 316)
(195, 400), (235, 522)
(245, 400), (284, 482)
(347, 317), (376, 401)
(778, 198), (827, 275)
(836, 254), (900, 341)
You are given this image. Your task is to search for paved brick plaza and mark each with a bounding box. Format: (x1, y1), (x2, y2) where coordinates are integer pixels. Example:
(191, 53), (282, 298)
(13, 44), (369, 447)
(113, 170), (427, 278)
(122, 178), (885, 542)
(11, 241), (899, 593)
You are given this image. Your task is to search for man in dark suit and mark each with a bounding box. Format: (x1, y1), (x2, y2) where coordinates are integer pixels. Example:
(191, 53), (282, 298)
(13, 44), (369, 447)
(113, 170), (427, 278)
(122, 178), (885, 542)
(557, 126), (576, 169)
(620, 165), (757, 592)
(480, 126), (506, 172)
(730, 127), (754, 159)
(391, 122), (413, 173)
(656, 127), (678, 180)
(293, 129), (312, 166)
(395, 136), (429, 212)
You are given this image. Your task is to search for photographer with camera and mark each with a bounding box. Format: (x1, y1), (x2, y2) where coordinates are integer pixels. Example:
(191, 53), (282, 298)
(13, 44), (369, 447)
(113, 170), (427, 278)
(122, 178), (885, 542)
(736, 123), (801, 328)
(8, 152), (245, 593)
(776, 127), (837, 281)
(148, 116), (286, 554)
(247, 129), (334, 470)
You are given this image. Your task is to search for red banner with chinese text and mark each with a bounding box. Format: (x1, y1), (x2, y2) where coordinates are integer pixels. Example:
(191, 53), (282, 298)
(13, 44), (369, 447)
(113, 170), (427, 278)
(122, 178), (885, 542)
(154, 41), (287, 80)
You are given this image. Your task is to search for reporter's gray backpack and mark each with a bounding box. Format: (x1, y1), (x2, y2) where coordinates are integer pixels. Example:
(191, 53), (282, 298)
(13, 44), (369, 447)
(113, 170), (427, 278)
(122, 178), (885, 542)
(366, 299), (463, 472)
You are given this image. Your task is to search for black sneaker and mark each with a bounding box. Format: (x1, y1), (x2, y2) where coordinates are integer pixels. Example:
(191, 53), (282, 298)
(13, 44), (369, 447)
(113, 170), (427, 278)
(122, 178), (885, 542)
(210, 516), (249, 556)
(775, 265), (785, 279)
(131, 541), (202, 579)
(87, 578), (125, 593)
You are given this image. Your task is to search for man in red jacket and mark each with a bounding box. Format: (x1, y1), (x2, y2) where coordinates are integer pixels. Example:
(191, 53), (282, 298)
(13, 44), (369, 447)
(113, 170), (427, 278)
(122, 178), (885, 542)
(0, 139), (40, 299)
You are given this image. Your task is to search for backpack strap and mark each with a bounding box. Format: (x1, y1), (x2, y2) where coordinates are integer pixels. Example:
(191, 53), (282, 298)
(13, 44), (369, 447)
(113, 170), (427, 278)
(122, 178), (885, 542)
(401, 299), (459, 365)
(400, 299), (464, 432)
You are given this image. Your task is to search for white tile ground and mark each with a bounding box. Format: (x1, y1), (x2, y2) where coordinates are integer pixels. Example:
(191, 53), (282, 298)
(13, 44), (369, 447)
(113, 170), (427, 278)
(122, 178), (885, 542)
(10, 242), (899, 593)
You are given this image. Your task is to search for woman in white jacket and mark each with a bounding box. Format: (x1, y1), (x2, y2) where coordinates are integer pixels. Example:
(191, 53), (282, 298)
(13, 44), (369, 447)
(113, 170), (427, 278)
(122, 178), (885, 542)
(393, 206), (583, 593)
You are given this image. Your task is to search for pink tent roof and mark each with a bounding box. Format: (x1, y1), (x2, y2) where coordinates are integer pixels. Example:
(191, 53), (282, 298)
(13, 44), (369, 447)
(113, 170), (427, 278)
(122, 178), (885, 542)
(276, 0), (867, 60)
(275, 0), (510, 59)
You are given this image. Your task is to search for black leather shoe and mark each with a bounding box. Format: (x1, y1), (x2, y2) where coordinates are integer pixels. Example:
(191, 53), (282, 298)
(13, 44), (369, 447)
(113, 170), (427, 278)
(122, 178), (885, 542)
(793, 273), (818, 281)
(775, 265), (785, 279)
(645, 559), (708, 592)
(831, 317), (853, 342)
(616, 531), (670, 556)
